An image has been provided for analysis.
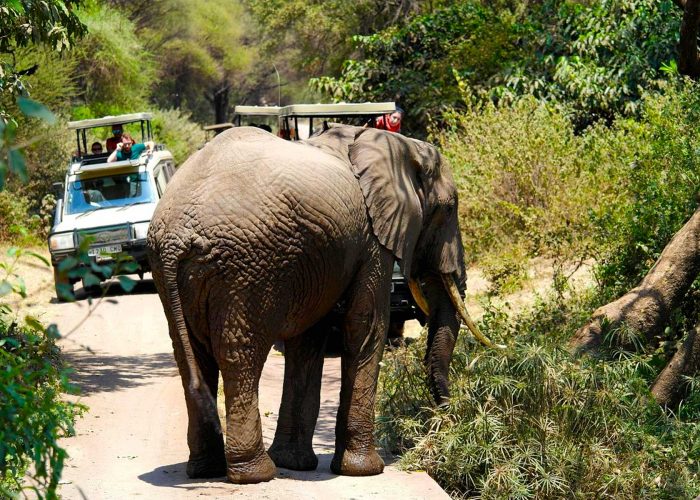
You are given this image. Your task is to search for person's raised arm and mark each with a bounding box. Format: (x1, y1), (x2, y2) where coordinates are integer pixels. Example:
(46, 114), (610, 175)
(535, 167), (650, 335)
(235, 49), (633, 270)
(107, 142), (123, 162)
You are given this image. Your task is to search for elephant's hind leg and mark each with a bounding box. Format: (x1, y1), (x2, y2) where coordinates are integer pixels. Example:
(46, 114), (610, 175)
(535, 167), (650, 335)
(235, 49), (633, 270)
(170, 333), (226, 478)
(269, 320), (329, 470)
(331, 253), (392, 476)
(219, 332), (277, 484)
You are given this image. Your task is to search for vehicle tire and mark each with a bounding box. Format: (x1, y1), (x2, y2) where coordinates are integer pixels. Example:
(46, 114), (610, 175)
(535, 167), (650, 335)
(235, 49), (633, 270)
(53, 267), (72, 302)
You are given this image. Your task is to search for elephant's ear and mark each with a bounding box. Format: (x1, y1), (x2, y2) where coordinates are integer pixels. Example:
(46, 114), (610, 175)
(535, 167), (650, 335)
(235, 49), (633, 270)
(304, 123), (362, 164)
(349, 128), (424, 277)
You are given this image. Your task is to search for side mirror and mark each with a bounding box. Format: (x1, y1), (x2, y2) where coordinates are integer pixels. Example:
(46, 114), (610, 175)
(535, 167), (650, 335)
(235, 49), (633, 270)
(53, 182), (64, 199)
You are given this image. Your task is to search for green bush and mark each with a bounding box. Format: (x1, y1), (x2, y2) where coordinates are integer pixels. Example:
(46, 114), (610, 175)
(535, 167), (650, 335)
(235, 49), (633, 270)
(377, 293), (700, 498)
(151, 108), (207, 165)
(0, 248), (82, 498)
(436, 97), (629, 265)
(590, 81), (700, 294)
(0, 192), (43, 245)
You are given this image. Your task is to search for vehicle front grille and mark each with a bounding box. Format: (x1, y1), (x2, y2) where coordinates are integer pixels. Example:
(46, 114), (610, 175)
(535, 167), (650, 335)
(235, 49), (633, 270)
(78, 225), (130, 245)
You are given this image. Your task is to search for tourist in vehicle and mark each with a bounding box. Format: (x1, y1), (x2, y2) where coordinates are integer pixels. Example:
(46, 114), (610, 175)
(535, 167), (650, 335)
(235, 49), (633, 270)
(91, 142), (103, 155)
(107, 133), (154, 162)
(106, 124), (124, 152)
(371, 107), (404, 133)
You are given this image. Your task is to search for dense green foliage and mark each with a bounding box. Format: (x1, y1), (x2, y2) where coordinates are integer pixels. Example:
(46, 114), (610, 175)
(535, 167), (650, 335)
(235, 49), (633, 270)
(379, 294), (700, 498)
(0, 0), (86, 106)
(0, 249), (82, 499)
(313, 0), (681, 133)
(376, 79), (700, 498)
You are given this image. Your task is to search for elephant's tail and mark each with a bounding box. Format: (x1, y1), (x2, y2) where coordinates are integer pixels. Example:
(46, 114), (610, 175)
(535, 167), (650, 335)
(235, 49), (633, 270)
(162, 253), (221, 434)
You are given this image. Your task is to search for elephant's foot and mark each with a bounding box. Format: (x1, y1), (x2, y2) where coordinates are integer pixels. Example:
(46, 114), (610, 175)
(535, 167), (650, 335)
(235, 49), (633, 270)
(186, 454), (227, 478)
(268, 442), (318, 471)
(227, 450), (277, 484)
(331, 447), (384, 476)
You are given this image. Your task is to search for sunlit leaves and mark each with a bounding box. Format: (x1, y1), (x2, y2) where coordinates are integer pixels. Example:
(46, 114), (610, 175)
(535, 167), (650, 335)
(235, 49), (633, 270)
(377, 293), (700, 497)
(17, 97), (56, 125)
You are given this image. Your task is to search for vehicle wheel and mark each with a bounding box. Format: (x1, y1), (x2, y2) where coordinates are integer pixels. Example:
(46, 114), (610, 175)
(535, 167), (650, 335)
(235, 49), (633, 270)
(53, 267), (73, 302)
(387, 320), (405, 347)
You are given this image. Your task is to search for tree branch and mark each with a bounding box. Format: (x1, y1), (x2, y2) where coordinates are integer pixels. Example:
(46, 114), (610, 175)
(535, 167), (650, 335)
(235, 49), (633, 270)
(569, 207), (700, 354)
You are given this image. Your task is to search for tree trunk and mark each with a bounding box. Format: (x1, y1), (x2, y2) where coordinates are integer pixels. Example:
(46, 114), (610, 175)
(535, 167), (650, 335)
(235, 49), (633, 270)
(213, 84), (230, 124)
(676, 0), (700, 79)
(569, 207), (700, 354)
(651, 321), (700, 408)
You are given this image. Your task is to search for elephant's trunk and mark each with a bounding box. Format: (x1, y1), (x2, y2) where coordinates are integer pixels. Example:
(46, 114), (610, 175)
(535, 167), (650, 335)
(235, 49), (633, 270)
(421, 273), (503, 405)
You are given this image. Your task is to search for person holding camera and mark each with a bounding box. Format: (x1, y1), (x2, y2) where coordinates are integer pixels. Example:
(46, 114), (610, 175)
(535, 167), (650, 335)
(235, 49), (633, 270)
(107, 133), (154, 162)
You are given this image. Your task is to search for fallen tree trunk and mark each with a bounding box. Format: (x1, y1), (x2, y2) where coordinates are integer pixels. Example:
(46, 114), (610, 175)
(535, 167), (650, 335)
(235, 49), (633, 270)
(651, 321), (700, 408)
(569, 207), (700, 355)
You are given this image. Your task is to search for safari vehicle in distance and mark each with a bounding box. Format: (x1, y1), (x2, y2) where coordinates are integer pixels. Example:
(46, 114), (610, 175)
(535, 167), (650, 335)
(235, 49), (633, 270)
(203, 122), (234, 142)
(232, 105), (280, 134)
(275, 102), (424, 338)
(48, 113), (176, 300)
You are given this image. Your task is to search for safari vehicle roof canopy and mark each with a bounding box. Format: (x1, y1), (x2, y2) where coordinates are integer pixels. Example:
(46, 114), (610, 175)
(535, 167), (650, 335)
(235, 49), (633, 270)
(279, 102), (395, 117)
(233, 106), (281, 117)
(68, 113), (153, 130)
(68, 113), (154, 158)
(278, 102), (396, 140)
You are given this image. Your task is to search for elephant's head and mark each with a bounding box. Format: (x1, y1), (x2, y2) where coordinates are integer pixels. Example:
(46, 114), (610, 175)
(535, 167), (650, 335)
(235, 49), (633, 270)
(307, 125), (498, 404)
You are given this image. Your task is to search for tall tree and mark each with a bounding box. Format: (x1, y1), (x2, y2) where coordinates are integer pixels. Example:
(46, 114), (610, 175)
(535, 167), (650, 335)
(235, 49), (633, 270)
(124, 0), (255, 123)
(0, 0), (86, 110)
(675, 0), (700, 77)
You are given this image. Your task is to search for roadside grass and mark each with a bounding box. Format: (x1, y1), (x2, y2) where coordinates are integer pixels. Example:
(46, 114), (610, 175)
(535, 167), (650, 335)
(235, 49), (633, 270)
(0, 248), (84, 499)
(378, 80), (700, 497)
(377, 290), (700, 498)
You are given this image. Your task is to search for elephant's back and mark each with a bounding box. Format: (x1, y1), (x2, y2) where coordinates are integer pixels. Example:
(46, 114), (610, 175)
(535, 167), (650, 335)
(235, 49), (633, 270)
(153, 126), (369, 258)
(153, 127), (373, 337)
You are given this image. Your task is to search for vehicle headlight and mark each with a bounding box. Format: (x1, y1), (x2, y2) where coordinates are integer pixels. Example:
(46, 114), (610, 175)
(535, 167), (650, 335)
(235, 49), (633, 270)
(132, 222), (150, 240)
(49, 232), (75, 251)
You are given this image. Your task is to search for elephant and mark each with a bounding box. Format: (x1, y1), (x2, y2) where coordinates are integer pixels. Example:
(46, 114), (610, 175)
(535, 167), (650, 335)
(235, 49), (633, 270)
(146, 124), (494, 485)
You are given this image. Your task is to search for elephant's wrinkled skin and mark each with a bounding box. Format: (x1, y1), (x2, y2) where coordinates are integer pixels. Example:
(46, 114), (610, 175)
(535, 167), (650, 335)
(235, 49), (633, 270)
(147, 125), (481, 484)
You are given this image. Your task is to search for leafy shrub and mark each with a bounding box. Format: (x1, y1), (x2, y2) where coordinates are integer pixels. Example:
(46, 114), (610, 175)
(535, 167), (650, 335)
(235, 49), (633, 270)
(0, 250), (82, 498)
(590, 80), (700, 294)
(436, 97), (629, 265)
(0, 192), (43, 245)
(151, 108), (206, 165)
(377, 293), (700, 498)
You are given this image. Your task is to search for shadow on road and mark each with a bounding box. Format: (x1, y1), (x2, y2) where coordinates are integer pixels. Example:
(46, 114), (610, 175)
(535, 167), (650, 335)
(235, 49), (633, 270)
(49, 277), (158, 304)
(63, 351), (177, 395)
(137, 462), (225, 490)
(138, 453), (342, 490)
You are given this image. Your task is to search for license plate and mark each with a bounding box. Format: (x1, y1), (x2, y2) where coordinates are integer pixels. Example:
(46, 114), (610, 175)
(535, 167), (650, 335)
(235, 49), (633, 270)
(88, 244), (122, 259)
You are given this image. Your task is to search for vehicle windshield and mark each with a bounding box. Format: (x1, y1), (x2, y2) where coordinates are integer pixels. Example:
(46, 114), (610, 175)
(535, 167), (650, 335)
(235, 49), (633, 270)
(65, 171), (156, 215)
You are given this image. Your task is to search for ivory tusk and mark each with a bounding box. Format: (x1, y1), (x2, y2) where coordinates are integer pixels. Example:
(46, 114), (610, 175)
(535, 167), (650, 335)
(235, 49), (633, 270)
(408, 278), (430, 316)
(441, 274), (505, 349)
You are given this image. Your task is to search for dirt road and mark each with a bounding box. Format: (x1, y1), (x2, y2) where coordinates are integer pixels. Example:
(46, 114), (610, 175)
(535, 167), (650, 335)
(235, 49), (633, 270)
(32, 275), (448, 499)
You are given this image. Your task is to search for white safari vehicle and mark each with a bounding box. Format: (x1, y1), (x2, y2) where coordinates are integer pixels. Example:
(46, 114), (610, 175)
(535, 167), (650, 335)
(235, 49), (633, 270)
(48, 113), (176, 299)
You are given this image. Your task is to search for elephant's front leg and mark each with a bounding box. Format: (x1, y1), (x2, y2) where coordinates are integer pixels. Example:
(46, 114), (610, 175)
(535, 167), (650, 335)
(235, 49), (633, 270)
(219, 332), (277, 484)
(269, 319), (330, 470)
(331, 254), (393, 476)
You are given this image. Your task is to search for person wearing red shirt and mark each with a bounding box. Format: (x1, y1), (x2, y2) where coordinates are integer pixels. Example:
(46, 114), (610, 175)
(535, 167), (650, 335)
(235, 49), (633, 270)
(373, 107), (404, 133)
(106, 124), (124, 152)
